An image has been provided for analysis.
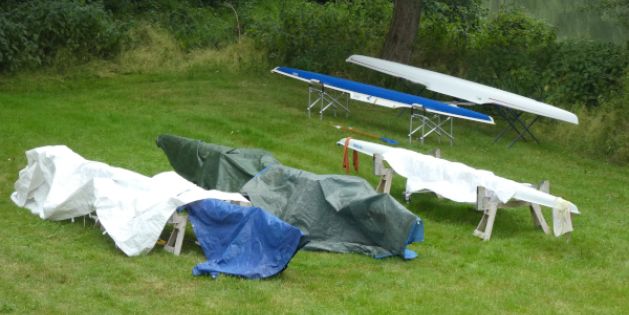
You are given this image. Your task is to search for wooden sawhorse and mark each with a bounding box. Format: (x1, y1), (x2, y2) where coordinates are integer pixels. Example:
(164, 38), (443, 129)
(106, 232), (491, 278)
(371, 151), (552, 241)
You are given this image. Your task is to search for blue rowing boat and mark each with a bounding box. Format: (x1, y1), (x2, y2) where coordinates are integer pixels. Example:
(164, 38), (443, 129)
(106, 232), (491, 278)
(273, 66), (494, 124)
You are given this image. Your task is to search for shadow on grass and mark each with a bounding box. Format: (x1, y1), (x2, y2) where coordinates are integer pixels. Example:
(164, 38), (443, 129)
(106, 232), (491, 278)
(407, 193), (541, 240)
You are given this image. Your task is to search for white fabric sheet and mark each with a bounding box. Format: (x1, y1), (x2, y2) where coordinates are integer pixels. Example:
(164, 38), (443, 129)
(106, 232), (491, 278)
(552, 198), (574, 236)
(11, 145), (249, 256)
(338, 138), (579, 215)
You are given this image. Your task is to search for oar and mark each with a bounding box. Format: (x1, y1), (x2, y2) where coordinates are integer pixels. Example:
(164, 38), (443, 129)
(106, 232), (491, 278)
(334, 125), (398, 145)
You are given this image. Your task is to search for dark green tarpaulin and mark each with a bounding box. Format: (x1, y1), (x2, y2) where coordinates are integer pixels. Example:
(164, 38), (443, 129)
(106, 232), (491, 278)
(156, 134), (423, 259)
(241, 164), (423, 259)
(156, 134), (278, 192)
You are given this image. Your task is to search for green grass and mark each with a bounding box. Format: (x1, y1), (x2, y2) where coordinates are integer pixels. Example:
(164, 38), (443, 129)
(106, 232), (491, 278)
(0, 65), (627, 314)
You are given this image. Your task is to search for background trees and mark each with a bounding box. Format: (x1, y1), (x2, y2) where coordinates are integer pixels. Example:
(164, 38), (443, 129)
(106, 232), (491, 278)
(0, 0), (626, 164)
(381, 0), (422, 63)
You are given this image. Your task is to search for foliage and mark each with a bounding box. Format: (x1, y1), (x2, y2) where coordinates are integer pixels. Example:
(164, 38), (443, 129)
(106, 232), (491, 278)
(0, 0), (241, 72)
(605, 74), (629, 164)
(544, 40), (628, 107)
(591, 0), (629, 30)
(0, 0), (126, 72)
(0, 15), (39, 72)
(97, 0), (244, 50)
(414, 0), (485, 74)
(161, 5), (234, 50)
(129, 1), (237, 51)
(98, 0), (240, 16)
(246, 0), (392, 73)
(411, 5), (628, 164)
(467, 10), (557, 97)
(550, 69), (629, 165)
(112, 23), (267, 75)
(424, 0), (484, 32)
(0, 0), (627, 165)
(485, 0), (628, 43)
(416, 5), (623, 108)
(545, 102), (629, 165)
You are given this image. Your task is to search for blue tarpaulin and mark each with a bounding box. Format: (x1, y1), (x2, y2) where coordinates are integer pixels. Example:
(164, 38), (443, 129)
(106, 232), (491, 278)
(181, 199), (304, 279)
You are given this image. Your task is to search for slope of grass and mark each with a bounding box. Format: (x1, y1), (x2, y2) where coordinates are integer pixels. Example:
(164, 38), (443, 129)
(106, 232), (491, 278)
(0, 65), (627, 314)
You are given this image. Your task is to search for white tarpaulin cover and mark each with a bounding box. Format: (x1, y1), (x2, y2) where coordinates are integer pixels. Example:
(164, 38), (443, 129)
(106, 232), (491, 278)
(11, 145), (249, 256)
(338, 138), (579, 236)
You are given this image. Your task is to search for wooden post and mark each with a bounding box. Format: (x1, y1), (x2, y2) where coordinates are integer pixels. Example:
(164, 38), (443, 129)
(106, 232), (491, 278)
(475, 180), (553, 240)
(431, 148), (441, 158)
(474, 186), (499, 241)
(529, 180), (550, 234)
(164, 212), (188, 256)
(374, 154), (394, 194)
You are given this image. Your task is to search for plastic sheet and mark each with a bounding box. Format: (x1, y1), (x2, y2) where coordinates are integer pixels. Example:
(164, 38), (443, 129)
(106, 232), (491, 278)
(183, 199), (304, 279)
(11, 145), (249, 256)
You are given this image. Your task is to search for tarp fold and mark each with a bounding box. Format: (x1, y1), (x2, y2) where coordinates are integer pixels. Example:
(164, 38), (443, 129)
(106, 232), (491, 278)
(156, 134), (278, 192)
(11, 145), (249, 256)
(158, 135), (424, 259)
(182, 199), (304, 279)
(242, 165), (423, 259)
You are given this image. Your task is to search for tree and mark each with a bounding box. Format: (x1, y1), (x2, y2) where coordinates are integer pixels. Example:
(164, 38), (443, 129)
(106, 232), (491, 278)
(590, 0), (629, 30)
(381, 0), (422, 63)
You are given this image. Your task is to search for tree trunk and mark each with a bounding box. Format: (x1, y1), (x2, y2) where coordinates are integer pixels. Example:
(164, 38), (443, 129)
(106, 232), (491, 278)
(381, 0), (422, 63)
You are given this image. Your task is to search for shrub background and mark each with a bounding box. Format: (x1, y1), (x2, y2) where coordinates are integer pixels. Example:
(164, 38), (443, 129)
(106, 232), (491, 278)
(0, 0), (627, 164)
(0, 0), (125, 72)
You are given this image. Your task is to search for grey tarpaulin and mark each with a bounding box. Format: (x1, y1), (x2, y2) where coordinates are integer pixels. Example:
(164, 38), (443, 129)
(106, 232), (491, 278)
(156, 134), (278, 192)
(157, 135), (423, 259)
(241, 165), (423, 259)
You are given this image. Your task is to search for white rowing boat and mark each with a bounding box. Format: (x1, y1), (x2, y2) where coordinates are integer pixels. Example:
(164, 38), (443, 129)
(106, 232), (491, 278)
(346, 55), (578, 124)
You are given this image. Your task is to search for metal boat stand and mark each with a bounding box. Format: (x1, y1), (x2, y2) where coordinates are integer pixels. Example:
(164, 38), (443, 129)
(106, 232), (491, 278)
(307, 80), (350, 119)
(408, 105), (454, 145)
(493, 106), (540, 147)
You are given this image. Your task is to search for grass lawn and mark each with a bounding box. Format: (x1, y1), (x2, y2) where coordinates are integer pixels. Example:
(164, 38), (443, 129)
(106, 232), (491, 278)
(0, 65), (627, 314)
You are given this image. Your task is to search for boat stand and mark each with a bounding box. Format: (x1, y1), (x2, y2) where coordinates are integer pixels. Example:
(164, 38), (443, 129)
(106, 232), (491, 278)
(493, 106), (540, 147)
(373, 154), (394, 193)
(370, 153), (553, 241)
(474, 181), (551, 241)
(307, 81), (350, 119)
(163, 200), (251, 255)
(408, 106), (453, 145)
(163, 212), (188, 256)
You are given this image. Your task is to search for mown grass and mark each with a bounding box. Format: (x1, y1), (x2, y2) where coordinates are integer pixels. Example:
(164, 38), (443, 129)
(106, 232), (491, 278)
(0, 63), (627, 314)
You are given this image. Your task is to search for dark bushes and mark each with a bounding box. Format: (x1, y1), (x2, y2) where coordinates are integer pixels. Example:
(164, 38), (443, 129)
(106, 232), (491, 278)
(467, 11), (557, 98)
(413, 0), (483, 74)
(0, 16), (39, 72)
(416, 8), (627, 110)
(129, 1), (236, 50)
(246, 0), (391, 73)
(0, 0), (126, 72)
(0, 0), (626, 163)
(545, 40), (628, 107)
